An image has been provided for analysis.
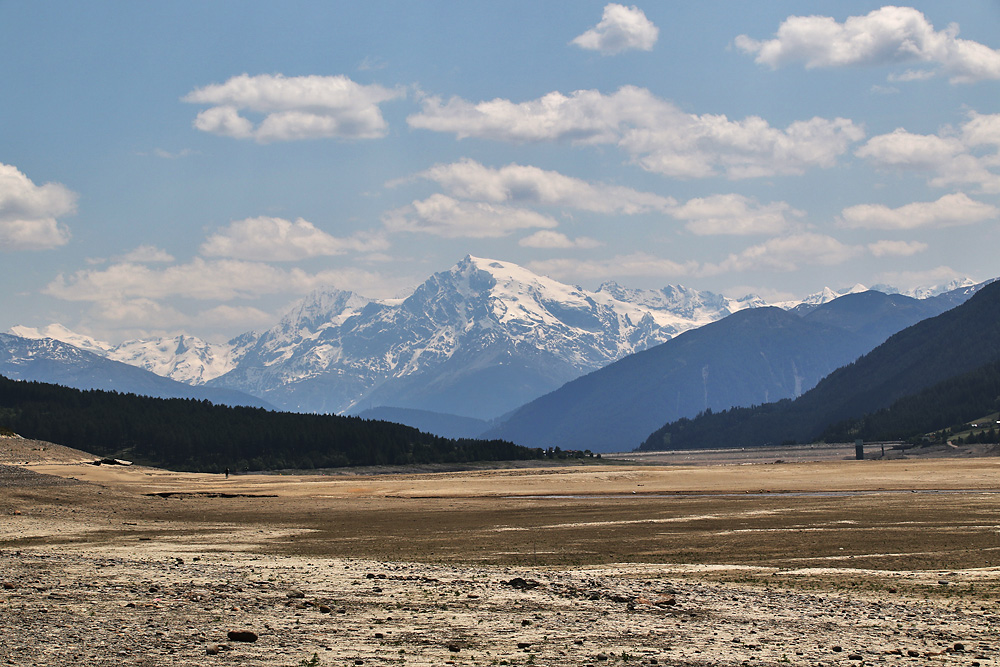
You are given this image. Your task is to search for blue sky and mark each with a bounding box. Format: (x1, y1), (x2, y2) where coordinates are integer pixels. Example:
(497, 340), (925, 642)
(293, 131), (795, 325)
(2, 2), (999, 342)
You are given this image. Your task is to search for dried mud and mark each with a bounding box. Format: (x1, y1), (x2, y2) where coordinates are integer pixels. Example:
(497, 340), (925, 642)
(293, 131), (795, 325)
(2, 438), (999, 666)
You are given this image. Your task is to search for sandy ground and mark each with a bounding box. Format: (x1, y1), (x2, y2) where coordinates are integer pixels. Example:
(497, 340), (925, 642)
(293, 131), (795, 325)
(2, 437), (1000, 666)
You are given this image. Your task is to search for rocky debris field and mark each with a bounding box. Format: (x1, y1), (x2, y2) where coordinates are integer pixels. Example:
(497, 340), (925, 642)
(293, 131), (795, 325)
(1, 545), (998, 667)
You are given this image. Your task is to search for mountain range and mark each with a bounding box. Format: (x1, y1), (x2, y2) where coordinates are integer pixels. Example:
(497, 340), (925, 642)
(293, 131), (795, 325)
(639, 278), (1000, 451)
(484, 289), (967, 451)
(4, 256), (988, 452)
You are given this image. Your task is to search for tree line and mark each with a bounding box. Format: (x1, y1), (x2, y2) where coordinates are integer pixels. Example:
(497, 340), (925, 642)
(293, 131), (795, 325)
(0, 375), (542, 471)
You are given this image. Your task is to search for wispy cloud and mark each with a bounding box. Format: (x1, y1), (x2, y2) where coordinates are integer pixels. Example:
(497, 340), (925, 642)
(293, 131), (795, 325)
(840, 193), (998, 230)
(200, 216), (388, 261)
(408, 159), (675, 213)
(383, 194), (558, 238)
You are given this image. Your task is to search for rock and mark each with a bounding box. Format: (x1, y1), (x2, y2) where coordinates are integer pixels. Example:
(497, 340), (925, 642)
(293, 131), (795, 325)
(1, 583), (15, 590)
(521, 619), (532, 626)
(227, 630), (258, 643)
(507, 577), (539, 590)
(596, 653), (609, 661)
(286, 589), (305, 599)
(832, 646), (843, 652)
(518, 643), (532, 649)
(448, 644), (461, 652)
(954, 643), (966, 652)
(848, 653), (863, 660)
(206, 644), (220, 655)
(374, 632), (384, 639)
(907, 650), (920, 657)
(318, 604), (333, 613)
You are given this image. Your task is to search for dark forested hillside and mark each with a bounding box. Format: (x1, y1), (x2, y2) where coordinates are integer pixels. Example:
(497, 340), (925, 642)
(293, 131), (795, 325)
(0, 376), (540, 471)
(639, 279), (1000, 451)
(822, 358), (1000, 443)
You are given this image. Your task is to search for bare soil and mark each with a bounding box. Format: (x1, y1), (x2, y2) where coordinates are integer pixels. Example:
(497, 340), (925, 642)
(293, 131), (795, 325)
(2, 437), (999, 666)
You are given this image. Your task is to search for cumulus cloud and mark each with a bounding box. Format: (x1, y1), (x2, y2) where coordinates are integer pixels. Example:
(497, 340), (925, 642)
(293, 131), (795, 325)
(669, 194), (804, 235)
(518, 230), (602, 249)
(857, 113), (1000, 193)
(200, 216), (388, 261)
(408, 86), (863, 179)
(840, 193), (998, 230)
(571, 3), (659, 55)
(702, 233), (864, 275)
(183, 74), (404, 142)
(868, 240), (928, 257)
(736, 6), (1000, 83)
(529, 252), (697, 282)
(44, 258), (385, 302)
(0, 163), (76, 251)
(410, 159), (675, 213)
(383, 194), (558, 238)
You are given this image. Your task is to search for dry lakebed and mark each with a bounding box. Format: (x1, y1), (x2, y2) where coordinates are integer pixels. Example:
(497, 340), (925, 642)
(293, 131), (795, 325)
(2, 437), (999, 666)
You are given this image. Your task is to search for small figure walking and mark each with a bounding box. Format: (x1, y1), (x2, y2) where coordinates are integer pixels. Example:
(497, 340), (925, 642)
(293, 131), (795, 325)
(224, 467), (230, 479)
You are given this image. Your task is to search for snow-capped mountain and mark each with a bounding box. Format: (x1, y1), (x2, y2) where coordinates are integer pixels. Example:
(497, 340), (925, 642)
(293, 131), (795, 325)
(0, 332), (272, 409)
(12, 325), (237, 386)
(206, 256), (757, 418)
(13, 256), (983, 422)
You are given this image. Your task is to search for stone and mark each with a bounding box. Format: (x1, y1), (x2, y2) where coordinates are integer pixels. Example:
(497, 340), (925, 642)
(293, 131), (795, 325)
(206, 644), (220, 655)
(227, 630), (258, 643)
(286, 589), (305, 599)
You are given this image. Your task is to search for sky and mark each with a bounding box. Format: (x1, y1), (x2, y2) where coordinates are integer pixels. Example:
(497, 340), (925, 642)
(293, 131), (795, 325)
(1, 1), (999, 344)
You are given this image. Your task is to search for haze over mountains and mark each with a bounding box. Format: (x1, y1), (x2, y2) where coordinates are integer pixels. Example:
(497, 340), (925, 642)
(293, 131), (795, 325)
(5, 256), (990, 453)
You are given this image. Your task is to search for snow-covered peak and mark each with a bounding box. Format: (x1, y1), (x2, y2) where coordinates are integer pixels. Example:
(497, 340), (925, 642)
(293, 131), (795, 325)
(279, 287), (372, 331)
(9, 323), (112, 355)
(108, 335), (236, 385)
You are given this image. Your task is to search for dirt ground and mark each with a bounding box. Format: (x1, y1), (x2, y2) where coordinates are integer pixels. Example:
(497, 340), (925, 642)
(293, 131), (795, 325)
(2, 437), (999, 666)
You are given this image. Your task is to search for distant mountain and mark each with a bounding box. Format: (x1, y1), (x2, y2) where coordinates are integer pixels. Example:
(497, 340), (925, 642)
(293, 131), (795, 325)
(205, 256), (759, 418)
(357, 406), (491, 440)
(12, 324), (238, 385)
(486, 289), (967, 452)
(639, 279), (1000, 451)
(0, 333), (272, 409)
(12, 257), (987, 427)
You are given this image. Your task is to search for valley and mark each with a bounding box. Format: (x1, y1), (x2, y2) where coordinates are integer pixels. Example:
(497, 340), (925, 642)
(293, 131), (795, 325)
(3, 437), (999, 666)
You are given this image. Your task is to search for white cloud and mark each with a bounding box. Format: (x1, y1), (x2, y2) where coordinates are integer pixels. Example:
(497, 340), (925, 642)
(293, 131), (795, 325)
(519, 230), (603, 249)
(411, 159), (675, 213)
(868, 240), (928, 257)
(857, 113), (1000, 193)
(840, 193), (998, 230)
(118, 245), (176, 263)
(0, 162), (76, 251)
(571, 3), (659, 55)
(184, 74), (404, 142)
(200, 216), (388, 261)
(702, 233), (863, 275)
(383, 194), (559, 238)
(44, 258), (385, 302)
(735, 6), (1000, 83)
(855, 128), (964, 168)
(408, 86), (863, 179)
(529, 252), (697, 282)
(670, 194), (804, 235)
